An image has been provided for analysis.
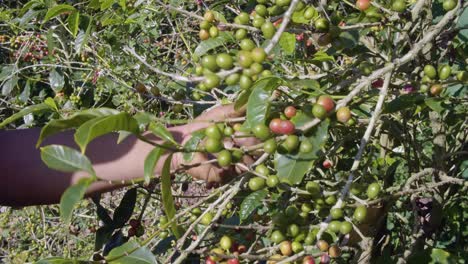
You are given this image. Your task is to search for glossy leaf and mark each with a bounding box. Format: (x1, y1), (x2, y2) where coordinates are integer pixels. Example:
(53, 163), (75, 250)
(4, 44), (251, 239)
(239, 189), (268, 222)
(74, 112), (139, 153)
(107, 241), (157, 264)
(148, 122), (178, 145)
(234, 89), (252, 111)
(425, 98), (445, 113)
(245, 77), (282, 129)
(0, 102), (52, 129)
(95, 226), (114, 251)
(144, 147), (165, 185)
(275, 118), (330, 185)
(37, 108), (119, 147)
(113, 188), (137, 228)
(35, 257), (77, 264)
(1, 75), (18, 96)
(67, 11), (80, 36)
(40, 145), (95, 176)
(60, 178), (94, 224)
(385, 94), (425, 113)
(161, 154), (182, 238)
(44, 4), (76, 22)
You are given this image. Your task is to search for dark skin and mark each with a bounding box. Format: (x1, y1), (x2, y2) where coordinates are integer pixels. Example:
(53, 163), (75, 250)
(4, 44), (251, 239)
(0, 104), (257, 207)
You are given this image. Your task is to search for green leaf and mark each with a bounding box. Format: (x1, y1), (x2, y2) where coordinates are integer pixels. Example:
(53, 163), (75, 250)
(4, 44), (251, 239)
(44, 97), (58, 111)
(1, 75), (18, 96)
(74, 112), (139, 153)
(44, 4), (76, 22)
(0, 65), (15, 81)
(384, 94), (426, 113)
(35, 257), (77, 264)
(37, 108), (119, 147)
(245, 77), (282, 129)
(425, 98), (445, 113)
(0, 102), (52, 129)
(161, 154), (182, 238)
(107, 241), (157, 264)
(193, 32), (234, 58)
(275, 118), (330, 185)
(148, 123), (178, 146)
(144, 147), (165, 185)
(74, 16), (93, 54)
(311, 51), (335, 62)
(279, 32), (296, 55)
(113, 188), (137, 228)
(183, 130), (205, 162)
(239, 189), (268, 222)
(49, 69), (65, 92)
(60, 177), (94, 224)
(67, 11), (80, 37)
(234, 89), (252, 111)
(40, 145), (96, 176)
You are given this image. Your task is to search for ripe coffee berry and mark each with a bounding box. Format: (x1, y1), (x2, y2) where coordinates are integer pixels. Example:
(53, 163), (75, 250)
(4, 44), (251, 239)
(284, 106), (297, 119)
(323, 160), (332, 169)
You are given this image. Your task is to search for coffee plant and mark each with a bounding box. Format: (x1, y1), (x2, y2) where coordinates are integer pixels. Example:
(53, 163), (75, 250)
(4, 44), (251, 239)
(0, 0), (467, 263)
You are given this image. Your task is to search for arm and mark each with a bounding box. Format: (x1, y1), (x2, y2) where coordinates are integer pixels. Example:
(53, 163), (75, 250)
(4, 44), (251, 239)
(0, 104), (247, 206)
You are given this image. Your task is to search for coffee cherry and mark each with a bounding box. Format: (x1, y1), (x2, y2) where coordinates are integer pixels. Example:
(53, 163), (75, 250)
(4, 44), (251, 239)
(128, 227), (136, 237)
(200, 20), (211, 30)
(206, 124), (222, 139)
(284, 106), (297, 118)
(424, 65), (437, 79)
(255, 5), (268, 16)
(392, 0), (406, 12)
(306, 182), (321, 197)
(210, 248), (224, 262)
(340, 221), (353, 235)
(283, 135), (300, 152)
(205, 138), (223, 153)
(356, 0), (371, 11)
(237, 12), (250, 25)
(372, 78), (384, 88)
(322, 160), (332, 169)
(314, 18), (329, 32)
(353, 205), (367, 223)
(330, 208), (343, 220)
(325, 195), (337, 205)
(240, 38), (256, 51)
(250, 62), (263, 74)
(456, 71), (468, 82)
(291, 241), (304, 253)
(317, 95), (335, 112)
(237, 50), (254, 68)
(279, 120), (295, 134)
(367, 182), (381, 199)
(328, 220), (341, 233)
(252, 16), (266, 28)
(438, 65), (452, 80)
(261, 22), (276, 39)
(228, 259), (240, 264)
(280, 241), (293, 256)
(430, 84), (443, 96)
(301, 202), (313, 213)
(316, 240), (329, 252)
(204, 11), (215, 22)
(304, 7), (318, 19)
(209, 26), (219, 38)
(217, 150), (232, 167)
(321, 254), (331, 264)
(251, 47), (267, 63)
(249, 177), (266, 191)
(312, 104), (327, 119)
(443, 0), (456, 11)
(239, 74), (253, 90)
(336, 107), (351, 123)
(264, 138), (278, 154)
(224, 73), (239, 85)
(303, 256), (316, 264)
(199, 30), (210, 40)
(216, 53), (234, 70)
(252, 124), (271, 141)
(220, 235), (232, 250)
(328, 245), (341, 258)
(255, 164), (270, 176)
(201, 55), (218, 71)
(271, 230), (286, 243)
(266, 175), (280, 188)
(135, 225), (145, 237)
(269, 118), (282, 133)
(235, 28), (247, 40)
(299, 140), (313, 153)
(200, 212), (214, 225)
(276, 0), (291, 7)
(129, 219), (140, 228)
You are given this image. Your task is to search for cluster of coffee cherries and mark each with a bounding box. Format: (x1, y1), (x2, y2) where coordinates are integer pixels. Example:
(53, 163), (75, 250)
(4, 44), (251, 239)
(205, 235), (249, 264)
(0, 35), (7, 43)
(10, 34), (49, 63)
(420, 64), (467, 96)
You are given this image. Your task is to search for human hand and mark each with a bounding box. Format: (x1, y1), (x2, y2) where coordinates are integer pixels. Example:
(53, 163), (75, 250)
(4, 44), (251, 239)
(173, 104), (259, 183)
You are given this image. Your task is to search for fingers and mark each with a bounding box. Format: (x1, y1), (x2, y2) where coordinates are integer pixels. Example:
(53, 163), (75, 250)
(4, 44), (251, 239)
(196, 104), (246, 122)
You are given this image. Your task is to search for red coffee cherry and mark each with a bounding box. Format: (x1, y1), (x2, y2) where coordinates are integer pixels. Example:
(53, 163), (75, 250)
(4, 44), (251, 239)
(284, 106), (297, 119)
